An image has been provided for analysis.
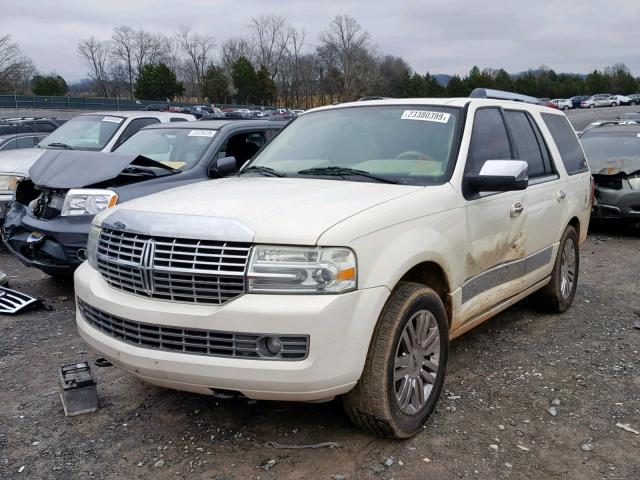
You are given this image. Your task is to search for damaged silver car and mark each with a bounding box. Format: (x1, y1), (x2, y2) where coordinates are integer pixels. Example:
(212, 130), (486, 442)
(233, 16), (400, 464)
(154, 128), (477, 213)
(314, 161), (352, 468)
(579, 121), (640, 221)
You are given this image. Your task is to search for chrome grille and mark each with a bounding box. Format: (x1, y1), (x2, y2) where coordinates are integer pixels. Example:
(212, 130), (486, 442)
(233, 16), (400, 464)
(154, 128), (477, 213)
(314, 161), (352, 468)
(79, 301), (309, 360)
(96, 228), (251, 305)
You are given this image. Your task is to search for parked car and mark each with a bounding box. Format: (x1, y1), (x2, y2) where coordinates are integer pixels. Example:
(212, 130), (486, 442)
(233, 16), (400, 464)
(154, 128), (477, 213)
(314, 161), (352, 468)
(628, 94), (640, 106)
(0, 133), (48, 151)
(569, 95), (590, 109)
(142, 103), (171, 111)
(0, 111), (194, 222)
(224, 110), (253, 119)
(579, 121), (640, 221)
(546, 99), (572, 110)
(74, 94), (591, 438)
(0, 117), (66, 135)
(185, 105), (213, 118)
(291, 109), (305, 115)
(200, 108), (225, 120)
(2, 119), (285, 276)
(610, 95), (631, 106)
(580, 94), (617, 108)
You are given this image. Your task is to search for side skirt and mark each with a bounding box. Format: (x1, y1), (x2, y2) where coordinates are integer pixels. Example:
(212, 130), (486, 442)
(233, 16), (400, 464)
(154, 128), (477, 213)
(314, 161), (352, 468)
(449, 277), (550, 340)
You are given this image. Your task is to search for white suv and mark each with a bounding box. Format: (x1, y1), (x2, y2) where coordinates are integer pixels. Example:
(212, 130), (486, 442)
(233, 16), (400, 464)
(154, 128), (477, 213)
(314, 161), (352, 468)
(75, 96), (592, 438)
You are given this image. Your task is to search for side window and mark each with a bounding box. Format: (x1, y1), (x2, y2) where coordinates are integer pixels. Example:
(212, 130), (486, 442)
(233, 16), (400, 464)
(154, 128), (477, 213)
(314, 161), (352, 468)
(215, 131), (266, 169)
(541, 113), (588, 175)
(16, 137), (36, 149)
(34, 122), (57, 133)
(467, 108), (512, 174)
(0, 139), (17, 150)
(170, 117), (187, 122)
(114, 118), (160, 148)
(503, 110), (547, 178)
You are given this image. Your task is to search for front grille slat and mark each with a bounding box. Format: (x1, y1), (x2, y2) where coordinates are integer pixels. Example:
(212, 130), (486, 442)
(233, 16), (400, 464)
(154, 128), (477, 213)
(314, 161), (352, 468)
(96, 228), (251, 305)
(79, 301), (308, 360)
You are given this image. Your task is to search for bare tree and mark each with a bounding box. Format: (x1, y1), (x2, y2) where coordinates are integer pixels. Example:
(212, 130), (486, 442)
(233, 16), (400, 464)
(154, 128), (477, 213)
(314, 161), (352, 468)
(134, 31), (171, 71)
(175, 26), (215, 99)
(78, 37), (111, 97)
(220, 36), (253, 78)
(111, 26), (136, 98)
(318, 15), (374, 101)
(248, 14), (292, 79)
(0, 35), (35, 93)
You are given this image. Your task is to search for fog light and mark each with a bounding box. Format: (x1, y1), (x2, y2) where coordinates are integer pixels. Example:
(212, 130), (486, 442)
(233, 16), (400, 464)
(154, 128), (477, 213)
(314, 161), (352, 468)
(266, 336), (283, 355)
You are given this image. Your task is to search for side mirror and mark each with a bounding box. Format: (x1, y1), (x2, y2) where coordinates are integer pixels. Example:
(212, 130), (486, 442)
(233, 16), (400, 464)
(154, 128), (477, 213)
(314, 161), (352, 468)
(208, 156), (237, 178)
(465, 160), (528, 193)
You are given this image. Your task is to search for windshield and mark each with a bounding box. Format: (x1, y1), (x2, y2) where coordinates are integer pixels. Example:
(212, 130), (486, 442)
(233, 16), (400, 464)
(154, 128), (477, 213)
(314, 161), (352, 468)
(581, 131), (640, 164)
(39, 115), (123, 151)
(247, 105), (461, 185)
(115, 127), (216, 170)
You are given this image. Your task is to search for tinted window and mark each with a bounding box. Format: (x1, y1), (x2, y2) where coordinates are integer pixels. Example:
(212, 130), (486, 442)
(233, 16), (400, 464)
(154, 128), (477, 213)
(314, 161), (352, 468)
(16, 137), (36, 148)
(504, 110), (546, 177)
(542, 113), (588, 174)
(114, 118), (160, 148)
(0, 124), (33, 135)
(34, 122), (57, 133)
(467, 108), (512, 174)
(170, 117), (187, 122)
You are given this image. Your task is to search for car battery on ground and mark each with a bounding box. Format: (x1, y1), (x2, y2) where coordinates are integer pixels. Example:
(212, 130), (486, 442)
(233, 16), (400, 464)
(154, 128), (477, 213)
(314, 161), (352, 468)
(59, 362), (98, 416)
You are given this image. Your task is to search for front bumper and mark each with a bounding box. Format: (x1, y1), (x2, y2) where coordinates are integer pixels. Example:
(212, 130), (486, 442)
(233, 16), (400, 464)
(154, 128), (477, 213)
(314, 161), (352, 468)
(2, 203), (92, 274)
(74, 263), (390, 401)
(592, 186), (640, 220)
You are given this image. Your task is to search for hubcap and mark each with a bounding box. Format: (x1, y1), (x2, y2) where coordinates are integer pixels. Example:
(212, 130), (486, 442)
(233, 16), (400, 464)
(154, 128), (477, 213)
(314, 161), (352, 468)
(393, 310), (440, 415)
(560, 239), (576, 299)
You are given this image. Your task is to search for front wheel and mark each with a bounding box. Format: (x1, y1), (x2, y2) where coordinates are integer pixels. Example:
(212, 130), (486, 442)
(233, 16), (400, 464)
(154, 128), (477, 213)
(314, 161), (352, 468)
(590, 104), (595, 108)
(534, 225), (579, 312)
(562, 105), (570, 110)
(342, 282), (449, 438)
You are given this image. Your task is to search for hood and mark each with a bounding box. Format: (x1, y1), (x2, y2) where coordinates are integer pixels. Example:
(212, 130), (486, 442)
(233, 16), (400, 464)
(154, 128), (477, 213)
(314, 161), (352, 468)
(0, 148), (45, 177)
(28, 150), (176, 188)
(98, 177), (422, 244)
(590, 157), (640, 176)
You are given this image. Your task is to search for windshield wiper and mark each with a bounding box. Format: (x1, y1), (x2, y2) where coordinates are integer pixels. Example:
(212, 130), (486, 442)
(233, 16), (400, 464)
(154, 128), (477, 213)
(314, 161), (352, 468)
(297, 166), (399, 184)
(45, 142), (74, 150)
(239, 165), (285, 177)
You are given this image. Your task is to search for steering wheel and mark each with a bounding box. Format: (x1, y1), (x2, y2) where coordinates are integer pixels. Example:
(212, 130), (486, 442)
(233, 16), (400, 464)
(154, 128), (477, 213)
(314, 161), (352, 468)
(395, 150), (431, 161)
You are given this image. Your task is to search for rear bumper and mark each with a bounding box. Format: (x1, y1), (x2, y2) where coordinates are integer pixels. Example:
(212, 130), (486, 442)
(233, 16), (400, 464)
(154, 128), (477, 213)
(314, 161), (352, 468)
(2, 203), (91, 274)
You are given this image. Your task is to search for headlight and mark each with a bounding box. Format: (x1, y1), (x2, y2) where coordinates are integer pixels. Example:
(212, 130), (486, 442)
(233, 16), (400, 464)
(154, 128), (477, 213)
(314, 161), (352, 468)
(0, 175), (22, 192)
(86, 225), (101, 269)
(247, 245), (357, 294)
(629, 176), (640, 190)
(61, 189), (118, 216)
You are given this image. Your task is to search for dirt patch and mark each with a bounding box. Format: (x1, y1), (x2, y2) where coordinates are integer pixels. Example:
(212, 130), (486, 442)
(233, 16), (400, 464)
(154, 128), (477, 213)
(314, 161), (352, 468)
(1, 224), (639, 479)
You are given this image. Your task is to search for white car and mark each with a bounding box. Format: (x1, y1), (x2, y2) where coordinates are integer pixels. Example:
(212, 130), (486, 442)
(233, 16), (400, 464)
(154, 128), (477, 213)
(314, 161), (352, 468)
(0, 111), (194, 218)
(547, 99), (573, 110)
(610, 95), (631, 106)
(75, 93), (592, 438)
(580, 94), (617, 108)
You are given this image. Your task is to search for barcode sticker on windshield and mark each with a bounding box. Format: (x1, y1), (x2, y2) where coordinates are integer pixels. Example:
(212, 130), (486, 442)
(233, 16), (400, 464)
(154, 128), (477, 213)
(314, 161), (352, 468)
(102, 116), (123, 123)
(188, 130), (216, 137)
(401, 110), (450, 123)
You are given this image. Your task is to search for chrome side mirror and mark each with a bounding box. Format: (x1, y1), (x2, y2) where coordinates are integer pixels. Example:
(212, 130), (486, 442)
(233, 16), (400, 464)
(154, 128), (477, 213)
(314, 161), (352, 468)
(465, 160), (529, 192)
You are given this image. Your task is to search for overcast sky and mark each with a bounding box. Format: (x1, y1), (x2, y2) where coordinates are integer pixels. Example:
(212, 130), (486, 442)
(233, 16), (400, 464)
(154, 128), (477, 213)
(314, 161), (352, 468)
(4, 0), (640, 82)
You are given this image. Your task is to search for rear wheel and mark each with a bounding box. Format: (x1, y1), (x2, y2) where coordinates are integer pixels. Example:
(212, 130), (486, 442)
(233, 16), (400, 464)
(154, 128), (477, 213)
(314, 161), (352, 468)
(562, 105), (569, 110)
(342, 282), (449, 438)
(590, 104), (595, 108)
(611, 102), (618, 107)
(534, 225), (579, 312)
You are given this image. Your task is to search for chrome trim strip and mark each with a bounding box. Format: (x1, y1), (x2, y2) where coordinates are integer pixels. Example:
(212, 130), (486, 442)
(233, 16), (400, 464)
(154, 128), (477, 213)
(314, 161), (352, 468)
(461, 246), (553, 304)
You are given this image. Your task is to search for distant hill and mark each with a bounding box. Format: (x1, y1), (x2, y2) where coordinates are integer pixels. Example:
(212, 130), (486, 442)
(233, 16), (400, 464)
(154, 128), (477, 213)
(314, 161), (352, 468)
(435, 74), (452, 86)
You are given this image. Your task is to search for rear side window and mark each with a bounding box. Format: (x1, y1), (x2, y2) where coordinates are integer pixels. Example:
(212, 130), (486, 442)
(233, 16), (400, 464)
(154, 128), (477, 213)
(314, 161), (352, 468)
(113, 117), (160, 148)
(504, 110), (550, 178)
(16, 137), (36, 148)
(542, 113), (588, 174)
(467, 108), (512, 174)
(34, 121), (57, 133)
(170, 117), (187, 122)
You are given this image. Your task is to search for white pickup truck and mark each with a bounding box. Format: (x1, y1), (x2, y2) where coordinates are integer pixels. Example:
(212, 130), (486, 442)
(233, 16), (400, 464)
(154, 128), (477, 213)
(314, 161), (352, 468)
(74, 93), (592, 438)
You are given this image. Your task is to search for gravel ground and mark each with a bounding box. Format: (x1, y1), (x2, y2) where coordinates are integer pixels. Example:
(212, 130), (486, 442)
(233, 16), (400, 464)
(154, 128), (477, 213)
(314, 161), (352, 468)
(1, 221), (639, 480)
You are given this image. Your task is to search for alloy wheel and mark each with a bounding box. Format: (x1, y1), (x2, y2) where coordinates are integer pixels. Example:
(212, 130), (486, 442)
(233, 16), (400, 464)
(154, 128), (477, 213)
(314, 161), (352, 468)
(560, 239), (576, 299)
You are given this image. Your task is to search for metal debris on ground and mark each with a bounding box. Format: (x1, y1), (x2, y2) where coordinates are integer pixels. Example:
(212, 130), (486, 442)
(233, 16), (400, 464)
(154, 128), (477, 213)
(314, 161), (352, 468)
(265, 441), (341, 449)
(94, 357), (113, 367)
(257, 459), (276, 471)
(633, 321), (640, 331)
(0, 272), (8, 286)
(59, 362), (99, 416)
(0, 286), (39, 314)
(616, 423), (639, 435)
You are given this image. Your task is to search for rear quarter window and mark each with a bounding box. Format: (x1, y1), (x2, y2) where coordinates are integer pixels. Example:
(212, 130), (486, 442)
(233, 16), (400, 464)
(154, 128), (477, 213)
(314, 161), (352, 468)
(541, 113), (588, 175)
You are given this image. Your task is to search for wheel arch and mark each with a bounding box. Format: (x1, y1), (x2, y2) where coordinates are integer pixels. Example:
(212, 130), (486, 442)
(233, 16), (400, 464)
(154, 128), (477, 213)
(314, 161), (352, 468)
(394, 261), (452, 326)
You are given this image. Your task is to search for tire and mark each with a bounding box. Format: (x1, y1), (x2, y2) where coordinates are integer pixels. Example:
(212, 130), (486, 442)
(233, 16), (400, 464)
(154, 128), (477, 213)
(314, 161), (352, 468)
(590, 104), (595, 108)
(534, 225), (579, 312)
(562, 105), (569, 111)
(611, 102), (618, 107)
(342, 282), (449, 438)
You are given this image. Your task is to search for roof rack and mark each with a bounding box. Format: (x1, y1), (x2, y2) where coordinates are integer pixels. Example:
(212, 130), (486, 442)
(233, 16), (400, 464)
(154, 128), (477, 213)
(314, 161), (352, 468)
(581, 119), (639, 135)
(469, 88), (540, 105)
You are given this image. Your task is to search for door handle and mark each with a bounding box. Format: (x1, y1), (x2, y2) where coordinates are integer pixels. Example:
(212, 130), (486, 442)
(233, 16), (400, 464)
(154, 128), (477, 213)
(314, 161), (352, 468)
(510, 201), (524, 217)
(557, 189), (567, 202)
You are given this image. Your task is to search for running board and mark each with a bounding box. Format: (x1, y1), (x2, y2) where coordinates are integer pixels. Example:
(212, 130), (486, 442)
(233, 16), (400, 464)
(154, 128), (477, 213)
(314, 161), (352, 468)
(0, 286), (39, 314)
